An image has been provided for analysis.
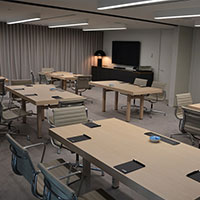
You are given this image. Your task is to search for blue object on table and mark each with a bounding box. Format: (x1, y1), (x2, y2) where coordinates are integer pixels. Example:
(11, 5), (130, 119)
(50, 88), (56, 91)
(149, 135), (160, 143)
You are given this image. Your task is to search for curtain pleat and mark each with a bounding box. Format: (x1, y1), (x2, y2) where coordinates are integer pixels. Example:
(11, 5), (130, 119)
(0, 22), (103, 80)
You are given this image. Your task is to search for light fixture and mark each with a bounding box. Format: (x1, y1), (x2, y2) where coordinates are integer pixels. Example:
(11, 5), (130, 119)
(154, 7), (200, 20)
(83, 27), (127, 31)
(94, 50), (106, 68)
(155, 14), (200, 20)
(7, 17), (40, 25)
(195, 24), (200, 27)
(48, 22), (88, 28)
(97, 0), (183, 10)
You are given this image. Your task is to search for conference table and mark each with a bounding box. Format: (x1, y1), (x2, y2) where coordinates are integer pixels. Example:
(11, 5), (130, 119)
(39, 71), (83, 90)
(6, 84), (85, 138)
(49, 118), (200, 200)
(188, 103), (200, 111)
(90, 81), (162, 121)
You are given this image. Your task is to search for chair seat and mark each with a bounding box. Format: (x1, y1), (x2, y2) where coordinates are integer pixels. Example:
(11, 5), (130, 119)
(79, 189), (115, 200)
(37, 158), (81, 195)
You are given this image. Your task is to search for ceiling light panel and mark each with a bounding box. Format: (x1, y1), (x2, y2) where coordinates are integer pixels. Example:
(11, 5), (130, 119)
(155, 7), (200, 20)
(83, 27), (127, 31)
(49, 22), (88, 28)
(97, 0), (186, 10)
(7, 17), (40, 25)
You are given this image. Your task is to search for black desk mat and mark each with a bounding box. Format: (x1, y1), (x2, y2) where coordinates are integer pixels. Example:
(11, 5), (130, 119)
(114, 160), (145, 174)
(187, 170), (200, 183)
(67, 134), (91, 143)
(14, 88), (24, 90)
(24, 93), (38, 96)
(83, 122), (101, 128)
(145, 132), (180, 145)
(52, 96), (62, 99)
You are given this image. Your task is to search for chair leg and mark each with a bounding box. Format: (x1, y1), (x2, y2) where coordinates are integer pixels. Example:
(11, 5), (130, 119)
(146, 102), (166, 117)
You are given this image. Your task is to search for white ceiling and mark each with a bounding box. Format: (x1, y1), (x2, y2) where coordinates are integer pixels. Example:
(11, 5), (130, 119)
(0, 0), (200, 30)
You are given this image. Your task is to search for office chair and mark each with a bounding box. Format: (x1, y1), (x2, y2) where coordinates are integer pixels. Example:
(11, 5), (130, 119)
(0, 78), (6, 102)
(144, 81), (166, 117)
(170, 93), (193, 139)
(181, 106), (200, 147)
(30, 70), (35, 84)
(0, 102), (32, 137)
(38, 162), (115, 200)
(6, 133), (81, 200)
(71, 75), (92, 96)
(47, 105), (103, 175)
(39, 68), (54, 84)
(121, 78), (148, 110)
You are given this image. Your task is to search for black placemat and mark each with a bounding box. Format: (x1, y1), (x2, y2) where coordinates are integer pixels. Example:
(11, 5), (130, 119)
(83, 122), (101, 128)
(52, 96), (62, 99)
(114, 160), (145, 174)
(187, 170), (200, 183)
(67, 134), (91, 143)
(14, 88), (24, 90)
(24, 93), (38, 96)
(145, 132), (180, 145)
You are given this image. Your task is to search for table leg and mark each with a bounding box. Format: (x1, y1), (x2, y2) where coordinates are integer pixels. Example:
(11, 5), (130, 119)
(115, 91), (118, 110)
(62, 80), (67, 90)
(112, 178), (119, 189)
(126, 95), (132, 122)
(102, 89), (106, 112)
(21, 99), (26, 123)
(83, 158), (91, 177)
(139, 96), (144, 120)
(37, 106), (43, 138)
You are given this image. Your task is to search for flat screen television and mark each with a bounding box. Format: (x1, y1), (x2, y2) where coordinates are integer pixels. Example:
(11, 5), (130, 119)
(112, 41), (141, 67)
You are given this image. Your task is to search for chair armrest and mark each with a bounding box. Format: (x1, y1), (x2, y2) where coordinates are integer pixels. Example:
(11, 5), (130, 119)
(32, 171), (43, 199)
(24, 143), (46, 163)
(46, 161), (71, 170)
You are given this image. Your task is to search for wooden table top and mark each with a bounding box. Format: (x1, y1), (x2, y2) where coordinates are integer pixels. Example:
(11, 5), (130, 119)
(6, 84), (85, 106)
(187, 103), (200, 111)
(39, 71), (83, 81)
(49, 118), (200, 200)
(90, 81), (162, 96)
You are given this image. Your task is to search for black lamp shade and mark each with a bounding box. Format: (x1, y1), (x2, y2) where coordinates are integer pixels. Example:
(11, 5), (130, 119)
(94, 50), (106, 57)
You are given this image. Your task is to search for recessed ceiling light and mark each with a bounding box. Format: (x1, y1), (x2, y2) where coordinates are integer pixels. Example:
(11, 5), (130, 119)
(83, 27), (127, 31)
(7, 17), (40, 25)
(155, 14), (200, 19)
(97, 0), (182, 10)
(48, 22), (88, 28)
(194, 24), (200, 27)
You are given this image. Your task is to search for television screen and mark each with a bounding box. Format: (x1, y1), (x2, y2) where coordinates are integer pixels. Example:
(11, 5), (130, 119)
(112, 41), (141, 66)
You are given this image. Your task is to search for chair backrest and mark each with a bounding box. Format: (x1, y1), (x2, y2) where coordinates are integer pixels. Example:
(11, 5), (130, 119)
(134, 78), (147, 87)
(0, 78), (6, 96)
(42, 68), (54, 73)
(30, 71), (35, 84)
(76, 75), (92, 90)
(182, 106), (200, 137)
(6, 134), (36, 184)
(38, 163), (77, 200)
(150, 81), (166, 100)
(175, 93), (193, 119)
(11, 79), (32, 86)
(51, 105), (88, 127)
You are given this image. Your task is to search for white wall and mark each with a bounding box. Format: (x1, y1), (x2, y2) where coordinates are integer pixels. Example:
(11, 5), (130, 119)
(103, 29), (174, 99)
(189, 28), (200, 103)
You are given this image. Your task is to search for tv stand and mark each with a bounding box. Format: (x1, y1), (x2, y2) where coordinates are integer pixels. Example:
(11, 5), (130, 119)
(91, 66), (154, 86)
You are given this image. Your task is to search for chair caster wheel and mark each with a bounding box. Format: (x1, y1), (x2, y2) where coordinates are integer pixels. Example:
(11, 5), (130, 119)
(57, 149), (61, 154)
(27, 135), (30, 141)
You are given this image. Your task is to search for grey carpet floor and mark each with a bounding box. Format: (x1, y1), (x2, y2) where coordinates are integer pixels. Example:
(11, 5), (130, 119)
(0, 87), (196, 200)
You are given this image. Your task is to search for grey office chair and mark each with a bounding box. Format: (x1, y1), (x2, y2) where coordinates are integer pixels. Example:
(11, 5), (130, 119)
(38, 162), (115, 200)
(0, 78), (6, 102)
(181, 106), (200, 147)
(121, 78), (148, 110)
(144, 81), (166, 117)
(30, 70), (35, 84)
(6, 133), (81, 200)
(47, 105), (103, 175)
(0, 102), (32, 137)
(170, 93), (193, 139)
(39, 68), (54, 84)
(72, 75), (92, 95)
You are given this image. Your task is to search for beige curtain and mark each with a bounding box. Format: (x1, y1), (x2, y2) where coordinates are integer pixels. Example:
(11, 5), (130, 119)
(0, 22), (103, 80)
